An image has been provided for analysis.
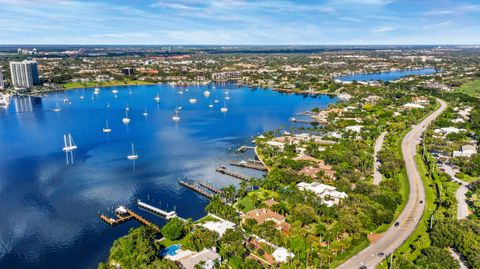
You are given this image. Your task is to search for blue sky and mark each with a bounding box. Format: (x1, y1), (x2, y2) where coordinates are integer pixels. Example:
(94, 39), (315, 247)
(0, 0), (479, 45)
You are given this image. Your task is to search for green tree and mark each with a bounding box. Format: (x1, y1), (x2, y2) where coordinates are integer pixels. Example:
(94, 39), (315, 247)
(161, 217), (185, 240)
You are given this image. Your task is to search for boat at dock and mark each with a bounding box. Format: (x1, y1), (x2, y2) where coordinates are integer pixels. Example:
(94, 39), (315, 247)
(229, 160), (267, 171)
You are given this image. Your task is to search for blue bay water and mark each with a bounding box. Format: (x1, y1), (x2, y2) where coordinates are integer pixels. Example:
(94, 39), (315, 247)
(0, 84), (336, 269)
(336, 67), (436, 82)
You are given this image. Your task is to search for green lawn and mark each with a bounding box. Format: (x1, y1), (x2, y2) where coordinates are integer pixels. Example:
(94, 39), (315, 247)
(457, 79), (480, 98)
(236, 196), (255, 213)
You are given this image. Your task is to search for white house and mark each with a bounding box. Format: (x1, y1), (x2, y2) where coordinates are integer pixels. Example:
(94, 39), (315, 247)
(297, 182), (348, 207)
(201, 220), (236, 238)
(272, 247), (295, 263)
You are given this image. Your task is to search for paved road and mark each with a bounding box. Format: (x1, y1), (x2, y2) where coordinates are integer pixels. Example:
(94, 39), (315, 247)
(440, 164), (469, 220)
(338, 99), (447, 269)
(373, 132), (387, 185)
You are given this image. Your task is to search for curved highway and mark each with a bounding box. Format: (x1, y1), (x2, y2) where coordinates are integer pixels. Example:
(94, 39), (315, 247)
(338, 98), (447, 269)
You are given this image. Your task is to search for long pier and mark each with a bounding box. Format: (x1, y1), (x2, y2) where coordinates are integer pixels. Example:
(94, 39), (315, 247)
(289, 117), (317, 124)
(178, 179), (214, 199)
(230, 160), (268, 171)
(216, 166), (251, 181)
(137, 199), (177, 220)
(198, 181), (224, 195)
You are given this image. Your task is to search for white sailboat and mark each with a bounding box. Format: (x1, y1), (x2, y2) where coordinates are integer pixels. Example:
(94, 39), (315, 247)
(94, 87), (100, 95)
(213, 99), (219, 103)
(154, 93), (160, 103)
(62, 134), (78, 152)
(53, 102), (61, 112)
(142, 108), (148, 117)
(112, 88), (119, 94)
(80, 95), (84, 100)
(122, 109), (131, 124)
(178, 89), (184, 95)
(203, 90), (211, 97)
(220, 102), (228, 113)
(63, 93), (69, 103)
(189, 98), (197, 104)
(126, 104), (130, 111)
(208, 103), (214, 108)
(107, 102), (111, 109)
(172, 109), (180, 122)
(103, 120), (112, 133)
(127, 143), (139, 160)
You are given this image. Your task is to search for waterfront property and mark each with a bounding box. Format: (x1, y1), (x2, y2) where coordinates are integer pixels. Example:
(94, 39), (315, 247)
(0, 83), (336, 269)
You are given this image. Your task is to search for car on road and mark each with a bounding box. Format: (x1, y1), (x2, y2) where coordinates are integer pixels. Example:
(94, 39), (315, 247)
(394, 222), (400, 227)
(377, 252), (385, 257)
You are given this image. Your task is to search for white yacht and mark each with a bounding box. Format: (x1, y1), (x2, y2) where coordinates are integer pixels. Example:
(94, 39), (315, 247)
(154, 93), (161, 103)
(103, 120), (112, 133)
(80, 95), (84, 100)
(127, 143), (139, 160)
(213, 99), (219, 103)
(112, 88), (119, 94)
(142, 108), (148, 117)
(94, 87), (100, 95)
(122, 109), (131, 124)
(62, 134), (78, 152)
(53, 102), (61, 112)
(189, 98), (197, 104)
(203, 90), (211, 97)
(126, 104), (130, 111)
(220, 102), (228, 113)
(178, 90), (184, 95)
(172, 109), (180, 122)
(208, 103), (214, 108)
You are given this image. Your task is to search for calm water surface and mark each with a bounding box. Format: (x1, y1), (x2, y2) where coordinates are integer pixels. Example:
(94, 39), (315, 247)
(0, 84), (336, 269)
(336, 67), (436, 82)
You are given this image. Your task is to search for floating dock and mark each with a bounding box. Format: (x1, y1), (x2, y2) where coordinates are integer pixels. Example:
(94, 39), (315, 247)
(98, 206), (161, 232)
(137, 199), (177, 220)
(216, 166), (251, 181)
(230, 160), (268, 171)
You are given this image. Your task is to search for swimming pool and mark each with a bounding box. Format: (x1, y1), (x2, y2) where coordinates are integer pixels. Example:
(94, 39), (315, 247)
(159, 244), (181, 257)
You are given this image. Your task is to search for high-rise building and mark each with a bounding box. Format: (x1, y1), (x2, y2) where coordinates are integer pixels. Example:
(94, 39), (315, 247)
(0, 66), (4, 89)
(122, 67), (135, 75)
(9, 60), (39, 88)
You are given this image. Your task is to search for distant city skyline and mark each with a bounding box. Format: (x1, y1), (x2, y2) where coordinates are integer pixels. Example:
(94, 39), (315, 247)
(0, 0), (480, 45)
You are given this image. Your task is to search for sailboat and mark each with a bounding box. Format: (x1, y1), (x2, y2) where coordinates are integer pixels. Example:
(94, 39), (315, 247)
(94, 87), (100, 95)
(103, 120), (112, 133)
(107, 102), (111, 109)
(203, 90), (211, 97)
(142, 108), (148, 117)
(224, 91), (231, 100)
(214, 99), (219, 103)
(208, 102), (214, 108)
(220, 101), (228, 113)
(189, 98), (197, 104)
(53, 102), (61, 112)
(126, 104), (130, 111)
(172, 109), (180, 122)
(122, 109), (131, 124)
(80, 95), (84, 100)
(112, 88), (119, 94)
(154, 93), (160, 103)
(63, 93), (69, 103)
(178, 89), (184, 95)
(127, 143), (139, 160)
(62, 134), (77, 152)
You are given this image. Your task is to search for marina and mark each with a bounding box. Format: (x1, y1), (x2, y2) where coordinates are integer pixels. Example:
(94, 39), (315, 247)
(0, 83), (335, 269)
(136, 199), (177, 220)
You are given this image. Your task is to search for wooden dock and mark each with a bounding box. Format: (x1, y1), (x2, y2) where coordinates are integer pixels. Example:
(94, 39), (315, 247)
(178, 179), (214, 199)
(98, 206), (161, 232)
(198, 181), (223, 195)
(216, 166), (251, 181)
(230, 160), (268, 171)
(137, 199), (177, 220)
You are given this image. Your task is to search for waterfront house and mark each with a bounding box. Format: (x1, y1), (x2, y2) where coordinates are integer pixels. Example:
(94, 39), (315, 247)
(297, 182), (348, 207)
(201, 220), (236, 238)
(243, 208), (291, 233)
